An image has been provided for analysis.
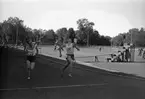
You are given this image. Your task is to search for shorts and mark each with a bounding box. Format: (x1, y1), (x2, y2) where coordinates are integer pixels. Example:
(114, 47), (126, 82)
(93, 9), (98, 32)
(27, 55), (36, 62)
(66, 54), (75, 60)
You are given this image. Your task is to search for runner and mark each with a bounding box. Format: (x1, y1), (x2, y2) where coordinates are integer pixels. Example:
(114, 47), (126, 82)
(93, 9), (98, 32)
(54, 39), (59, 51)
(54, 39), (64, 57)
(61, 38), (80, 78)
(25, 39), (38, 80)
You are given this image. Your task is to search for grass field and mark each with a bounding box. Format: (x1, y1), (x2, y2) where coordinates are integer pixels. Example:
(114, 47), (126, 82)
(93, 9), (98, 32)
(0, 46), (145, 99)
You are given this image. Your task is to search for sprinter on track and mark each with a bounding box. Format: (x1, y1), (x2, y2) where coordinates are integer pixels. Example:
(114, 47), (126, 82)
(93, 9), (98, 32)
(54, 38), (64, 57)
(61, 38), (80, 78)
(25, 39), (38, 80)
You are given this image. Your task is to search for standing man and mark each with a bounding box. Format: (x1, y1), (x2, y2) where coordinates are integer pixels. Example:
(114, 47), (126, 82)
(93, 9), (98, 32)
(142, 48), (145, 59)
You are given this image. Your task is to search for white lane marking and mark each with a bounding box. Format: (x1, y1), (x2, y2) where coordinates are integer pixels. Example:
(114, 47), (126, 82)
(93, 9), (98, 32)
(0, 83), (108, 91)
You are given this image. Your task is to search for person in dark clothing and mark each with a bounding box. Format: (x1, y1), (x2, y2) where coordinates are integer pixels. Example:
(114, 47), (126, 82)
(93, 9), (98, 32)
(25, 39), (38, 80)
(138, 48), (143, 56)
(125, 48), (130, 62)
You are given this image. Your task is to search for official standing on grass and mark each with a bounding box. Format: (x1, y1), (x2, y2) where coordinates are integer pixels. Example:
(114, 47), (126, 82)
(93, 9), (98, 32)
(61, 38), (80, 78)
(142, 48), (145, 59)
(25, 39), (38, 80)
(125, 47), (130, 62)
(138, 48), (143, 56)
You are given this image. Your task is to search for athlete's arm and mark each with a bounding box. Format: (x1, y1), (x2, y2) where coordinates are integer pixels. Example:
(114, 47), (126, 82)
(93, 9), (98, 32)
(73, 43), (80, 51)
(25, 45), (28, 52)
(35, 45), (39, 54)
(61, 43), (66, 48)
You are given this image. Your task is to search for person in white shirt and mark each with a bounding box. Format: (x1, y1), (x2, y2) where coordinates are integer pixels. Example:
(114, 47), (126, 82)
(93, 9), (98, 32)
(61, 38), (80, 78)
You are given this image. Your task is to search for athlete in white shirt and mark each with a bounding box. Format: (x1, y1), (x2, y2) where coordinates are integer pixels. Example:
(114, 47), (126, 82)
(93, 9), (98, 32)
(61, 38), (80, 78)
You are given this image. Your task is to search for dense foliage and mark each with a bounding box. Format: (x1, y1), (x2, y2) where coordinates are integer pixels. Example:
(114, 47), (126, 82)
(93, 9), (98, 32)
(0, 17), (112, 46)
(112, 28), (145, 47)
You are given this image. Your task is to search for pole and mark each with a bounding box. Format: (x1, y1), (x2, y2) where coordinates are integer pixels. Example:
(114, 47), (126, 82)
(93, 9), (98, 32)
(111, 39), (113, 52)
(131, 30), (133, 45)
(16, 25), (19, 46)
(130, 30), (135, 62)
(87, 32), (89, 47)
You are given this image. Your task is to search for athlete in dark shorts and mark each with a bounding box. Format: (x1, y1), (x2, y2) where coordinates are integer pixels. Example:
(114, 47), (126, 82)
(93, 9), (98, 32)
(61, 38), (80, 78)
(26, 40), (38, 80)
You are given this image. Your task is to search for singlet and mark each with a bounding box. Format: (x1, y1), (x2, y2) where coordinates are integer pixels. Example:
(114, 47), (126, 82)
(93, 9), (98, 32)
(66, 43), (74, 55)
(27, 43), (37, 56)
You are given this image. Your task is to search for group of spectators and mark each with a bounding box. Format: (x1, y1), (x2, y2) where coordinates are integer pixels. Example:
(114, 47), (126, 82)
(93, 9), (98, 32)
(107, 46), (133, 62)
(138, 48), (145, 59)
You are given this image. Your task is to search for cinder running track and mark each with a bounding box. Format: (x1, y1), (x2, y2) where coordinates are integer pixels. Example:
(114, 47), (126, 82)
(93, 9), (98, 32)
(0, 47), (145, 99)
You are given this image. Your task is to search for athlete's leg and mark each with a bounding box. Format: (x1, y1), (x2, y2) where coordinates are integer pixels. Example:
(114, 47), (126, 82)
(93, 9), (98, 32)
(59, 48), (62, 57)
(26, 60), (31, 79)
(29, 55), (36, 79)
(30, 62), (35, 70)
(26, 60), (31, 70)
(27, 62), (35, 79)
(67, 56), (75, 77)
(54, 44), (57, 50)
(63, 58), (70, 71)
(69, 61), (73, 76)
(61, 56), (70, 77)
(61, 47), (64, 51)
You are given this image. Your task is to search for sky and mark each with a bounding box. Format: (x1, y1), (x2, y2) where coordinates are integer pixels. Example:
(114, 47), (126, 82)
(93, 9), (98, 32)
(0, 0), (145, 37)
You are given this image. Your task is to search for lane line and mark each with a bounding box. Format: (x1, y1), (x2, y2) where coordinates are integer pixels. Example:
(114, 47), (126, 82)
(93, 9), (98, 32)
(0, 83), (107, 91)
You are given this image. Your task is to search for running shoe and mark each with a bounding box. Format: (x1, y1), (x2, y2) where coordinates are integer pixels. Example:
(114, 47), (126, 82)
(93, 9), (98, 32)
(27, 76), (31, 80)
(68, 73), (72, 77)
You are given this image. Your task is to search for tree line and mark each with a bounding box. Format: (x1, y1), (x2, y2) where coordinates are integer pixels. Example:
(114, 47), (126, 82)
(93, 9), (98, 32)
(0, 17), (112, 46)
(112, 28), (145, 47)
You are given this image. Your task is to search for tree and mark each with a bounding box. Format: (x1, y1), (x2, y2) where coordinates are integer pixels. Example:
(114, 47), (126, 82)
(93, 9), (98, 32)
(89, 30), (100, 45)
(2, 17), (24, 45)
(0, 20), (14, 45)
(42, 29), (55, 44)
(8, 17), (24, 44)
(56, 27), (67, 43)
(112, 27), (145, 47)
(67, 28), (75, 43)
(75, 30), (86, 45)
(77, 18), (94, 46)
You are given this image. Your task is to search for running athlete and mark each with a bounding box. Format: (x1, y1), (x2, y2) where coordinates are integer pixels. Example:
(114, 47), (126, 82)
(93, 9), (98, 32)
(54, 39), (59, 50)
(54, 39), (64, 57)
(61, 38), (80, 78)
(25, 40), (38, 80)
